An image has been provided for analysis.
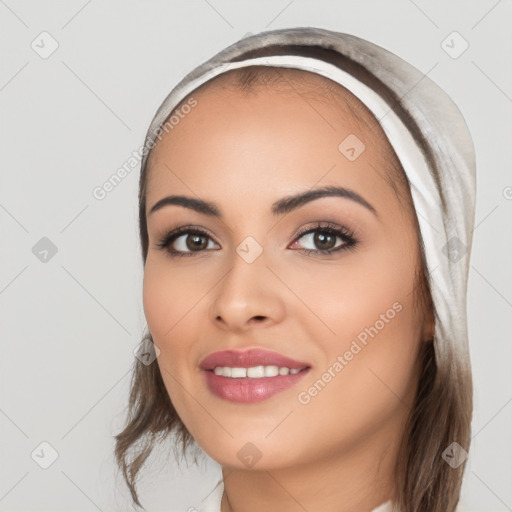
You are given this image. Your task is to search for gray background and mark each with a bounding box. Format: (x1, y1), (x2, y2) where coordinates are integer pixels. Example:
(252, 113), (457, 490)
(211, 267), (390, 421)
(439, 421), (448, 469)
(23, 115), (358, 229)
(1, 0), (511, 511)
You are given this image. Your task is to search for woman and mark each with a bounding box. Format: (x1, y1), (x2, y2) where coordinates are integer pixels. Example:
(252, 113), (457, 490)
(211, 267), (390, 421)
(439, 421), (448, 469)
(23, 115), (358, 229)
(115, 27), (476, 512)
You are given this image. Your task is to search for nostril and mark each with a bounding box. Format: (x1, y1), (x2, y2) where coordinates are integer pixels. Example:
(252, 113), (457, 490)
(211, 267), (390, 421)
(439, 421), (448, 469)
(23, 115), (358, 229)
(251, 315), (271, 323)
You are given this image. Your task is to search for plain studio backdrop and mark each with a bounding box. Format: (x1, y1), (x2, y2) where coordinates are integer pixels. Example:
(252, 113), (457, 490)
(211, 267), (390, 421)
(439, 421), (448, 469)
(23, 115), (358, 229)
(1, 1), (511, 511)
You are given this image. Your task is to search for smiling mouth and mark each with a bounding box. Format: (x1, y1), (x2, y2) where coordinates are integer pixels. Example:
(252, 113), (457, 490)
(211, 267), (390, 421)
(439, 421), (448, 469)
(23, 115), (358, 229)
(202, 366), (311, 403)
(207, 365), (310, 379)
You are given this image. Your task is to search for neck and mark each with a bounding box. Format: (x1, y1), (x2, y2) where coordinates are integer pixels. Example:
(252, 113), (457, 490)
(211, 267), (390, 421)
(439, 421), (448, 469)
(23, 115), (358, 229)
(220, 413), (404, 512)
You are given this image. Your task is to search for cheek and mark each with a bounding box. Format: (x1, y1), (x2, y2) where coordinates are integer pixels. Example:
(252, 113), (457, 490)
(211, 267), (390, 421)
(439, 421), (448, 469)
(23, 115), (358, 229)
(279, 237), (418, 342)
(288, 243), (421, 432)
(142, 256), (202, 341)
(324, 241), (421, 385)
(142, 262), (172, 340)
(142, 255), (217, 387)
(142, 260), (200, 410)
(142, 262), (196, 388)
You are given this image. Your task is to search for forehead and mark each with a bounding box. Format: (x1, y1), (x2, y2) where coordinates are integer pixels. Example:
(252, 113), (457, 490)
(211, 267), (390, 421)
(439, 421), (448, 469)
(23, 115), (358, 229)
(148, 66), (393, 161)
(145, 72), (406, 222)
(188, 67), (385, 139)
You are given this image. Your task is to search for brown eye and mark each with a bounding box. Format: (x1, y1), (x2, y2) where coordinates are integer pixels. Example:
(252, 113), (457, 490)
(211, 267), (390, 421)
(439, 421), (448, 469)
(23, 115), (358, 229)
(291, 223), (357, 256)
(296, 229), (344, 252)
(157, 227), (220, 257)
(184, 233), (209, 251)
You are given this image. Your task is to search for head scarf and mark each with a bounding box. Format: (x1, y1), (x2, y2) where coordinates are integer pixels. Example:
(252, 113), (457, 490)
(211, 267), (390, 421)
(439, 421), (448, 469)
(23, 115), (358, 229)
(140, 27), (476, 368)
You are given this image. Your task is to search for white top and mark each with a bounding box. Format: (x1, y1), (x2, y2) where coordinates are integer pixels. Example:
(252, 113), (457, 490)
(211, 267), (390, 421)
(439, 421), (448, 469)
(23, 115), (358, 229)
(198, 478), (393, 512)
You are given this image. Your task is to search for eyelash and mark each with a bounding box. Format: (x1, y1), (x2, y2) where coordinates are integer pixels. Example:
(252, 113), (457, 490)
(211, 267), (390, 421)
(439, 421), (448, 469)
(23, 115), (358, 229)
(156, 222), (358, 259)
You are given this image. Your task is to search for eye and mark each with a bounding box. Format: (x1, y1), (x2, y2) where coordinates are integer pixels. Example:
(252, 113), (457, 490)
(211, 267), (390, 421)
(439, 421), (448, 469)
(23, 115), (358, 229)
(156, 221), (358, 259)
(290, 222), (357, 256)
(157, 226), (219, 258)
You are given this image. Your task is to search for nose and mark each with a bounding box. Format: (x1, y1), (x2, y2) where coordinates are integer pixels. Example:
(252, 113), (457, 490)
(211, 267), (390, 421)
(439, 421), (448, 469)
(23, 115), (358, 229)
(208, 248), (286, 332)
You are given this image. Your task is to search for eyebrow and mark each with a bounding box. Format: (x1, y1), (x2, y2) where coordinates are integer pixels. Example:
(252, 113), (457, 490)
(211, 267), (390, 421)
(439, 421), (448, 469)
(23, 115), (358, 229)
(148, 185), (378, 218)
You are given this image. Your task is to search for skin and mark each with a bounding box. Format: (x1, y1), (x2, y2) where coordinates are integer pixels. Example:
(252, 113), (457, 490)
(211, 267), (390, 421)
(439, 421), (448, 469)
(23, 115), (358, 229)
(143, 72), (434, 512)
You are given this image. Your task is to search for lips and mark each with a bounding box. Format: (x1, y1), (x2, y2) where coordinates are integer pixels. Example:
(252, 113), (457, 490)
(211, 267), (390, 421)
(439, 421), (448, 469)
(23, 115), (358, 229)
(199, 348), (311, 371)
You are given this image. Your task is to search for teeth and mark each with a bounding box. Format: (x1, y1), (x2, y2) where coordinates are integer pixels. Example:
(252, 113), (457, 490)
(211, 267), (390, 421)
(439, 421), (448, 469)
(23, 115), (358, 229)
(213, 365), (303, 378)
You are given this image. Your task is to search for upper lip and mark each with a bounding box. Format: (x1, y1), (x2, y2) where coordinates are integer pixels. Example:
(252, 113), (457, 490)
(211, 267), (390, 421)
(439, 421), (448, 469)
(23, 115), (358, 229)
(199, 348), (311, 371)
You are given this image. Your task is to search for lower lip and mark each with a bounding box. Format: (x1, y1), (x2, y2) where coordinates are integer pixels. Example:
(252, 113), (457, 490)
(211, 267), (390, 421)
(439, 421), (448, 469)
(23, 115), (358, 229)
(202, 368), (311, 403)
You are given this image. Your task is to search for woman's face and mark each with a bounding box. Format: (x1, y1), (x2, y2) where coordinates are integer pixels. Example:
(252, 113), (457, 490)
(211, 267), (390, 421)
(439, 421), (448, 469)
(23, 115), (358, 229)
(143, 74), (432, 471)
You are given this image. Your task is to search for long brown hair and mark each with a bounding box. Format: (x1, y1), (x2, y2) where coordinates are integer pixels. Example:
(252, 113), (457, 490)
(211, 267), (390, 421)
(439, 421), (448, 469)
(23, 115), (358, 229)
(114, 66), (472, 512)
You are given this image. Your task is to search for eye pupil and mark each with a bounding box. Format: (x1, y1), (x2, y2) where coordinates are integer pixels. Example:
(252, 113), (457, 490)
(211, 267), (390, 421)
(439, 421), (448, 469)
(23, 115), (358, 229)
(187, 234), (208, 251)
(314, 232), (336, 250)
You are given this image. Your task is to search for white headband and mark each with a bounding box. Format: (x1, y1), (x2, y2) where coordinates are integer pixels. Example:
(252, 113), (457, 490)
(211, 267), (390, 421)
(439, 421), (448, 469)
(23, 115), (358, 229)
(140, 28), (476, 366)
